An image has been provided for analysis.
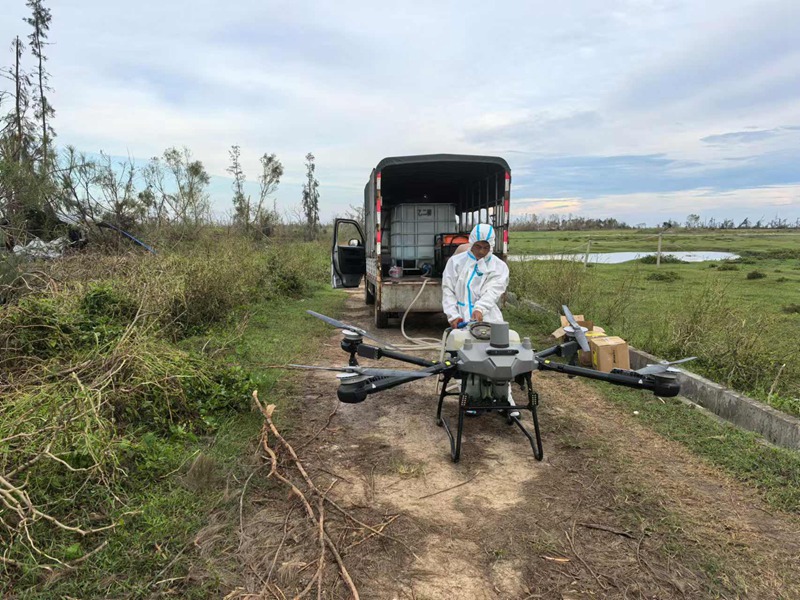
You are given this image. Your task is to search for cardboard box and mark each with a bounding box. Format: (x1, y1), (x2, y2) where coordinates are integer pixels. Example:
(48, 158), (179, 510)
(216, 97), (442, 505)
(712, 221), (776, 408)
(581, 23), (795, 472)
(579, 330), (608, 367)
(590, 336), (630, 372)
(550, 315), (603, 341)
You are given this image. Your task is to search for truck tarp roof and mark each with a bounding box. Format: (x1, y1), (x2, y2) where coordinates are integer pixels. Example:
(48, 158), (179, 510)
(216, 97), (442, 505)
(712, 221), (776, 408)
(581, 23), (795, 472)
(376, 153), (509, 176)
(373, 155), (509, 203)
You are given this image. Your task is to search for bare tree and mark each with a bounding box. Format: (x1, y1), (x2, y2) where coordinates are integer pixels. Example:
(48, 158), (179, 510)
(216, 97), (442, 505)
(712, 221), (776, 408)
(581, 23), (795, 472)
(139, 148), (210, 229)
(24, 0), (54, 171)
(227, 144), (249, 228)
(301, 152), (320, 240)
(56, 146), (100, 223)
(256, 152), (283, 234)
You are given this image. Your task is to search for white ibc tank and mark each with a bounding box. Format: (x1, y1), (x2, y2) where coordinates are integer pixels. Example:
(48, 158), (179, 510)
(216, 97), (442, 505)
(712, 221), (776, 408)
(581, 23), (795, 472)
(390, 203), (457, 266)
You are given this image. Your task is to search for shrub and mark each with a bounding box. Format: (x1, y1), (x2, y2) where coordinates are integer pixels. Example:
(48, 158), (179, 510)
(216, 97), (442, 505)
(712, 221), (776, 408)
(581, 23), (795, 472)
(639, 254), (685, 264)
(741, 249), (800, 260)
(746, 270), (767, 280)
(646, 270), (681, 282)
(716, 263), (739, 271)
(776, 277), (790, 283)
(80, 282), (139, 323)
(509, 258), (591, 312)
(783, 304), (800, 314)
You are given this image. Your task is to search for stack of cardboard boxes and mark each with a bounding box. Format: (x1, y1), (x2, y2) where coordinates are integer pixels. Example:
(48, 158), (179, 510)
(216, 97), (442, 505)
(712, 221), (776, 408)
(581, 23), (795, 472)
(550, 314), (630, 372)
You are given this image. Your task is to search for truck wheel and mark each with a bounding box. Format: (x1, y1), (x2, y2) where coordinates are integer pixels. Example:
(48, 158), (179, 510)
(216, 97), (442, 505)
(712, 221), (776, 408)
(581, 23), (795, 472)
(374, 307), (389, 329)
(365, 283), (375, 305)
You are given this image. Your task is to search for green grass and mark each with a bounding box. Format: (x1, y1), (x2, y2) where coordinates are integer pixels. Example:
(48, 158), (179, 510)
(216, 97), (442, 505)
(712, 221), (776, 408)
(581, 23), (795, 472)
(510, 229), (800, 256)
(507, 230), (800, 415)
(592, 383), (800, 513)
(504, 308), (800, 514)
(7, 287), (346, 599)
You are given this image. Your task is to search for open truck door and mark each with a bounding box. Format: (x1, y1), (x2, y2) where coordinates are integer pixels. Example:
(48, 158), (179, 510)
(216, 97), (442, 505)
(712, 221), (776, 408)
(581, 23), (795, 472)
(331, 218), (366, 289)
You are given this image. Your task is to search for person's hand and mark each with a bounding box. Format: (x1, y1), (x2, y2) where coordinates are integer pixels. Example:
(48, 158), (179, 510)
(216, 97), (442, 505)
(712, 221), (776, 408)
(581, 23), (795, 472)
(472, 309), (483, 322)
(450, 317), (463, 329)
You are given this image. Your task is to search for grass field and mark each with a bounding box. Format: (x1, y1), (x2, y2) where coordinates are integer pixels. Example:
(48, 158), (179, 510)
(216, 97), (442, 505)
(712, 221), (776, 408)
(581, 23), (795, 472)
(507, 229), (800, 416)
(510, 229), (800, 256)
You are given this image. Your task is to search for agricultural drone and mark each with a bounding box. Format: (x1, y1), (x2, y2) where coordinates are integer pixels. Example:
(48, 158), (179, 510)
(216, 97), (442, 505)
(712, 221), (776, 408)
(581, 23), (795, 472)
(293, 308), (693, 462)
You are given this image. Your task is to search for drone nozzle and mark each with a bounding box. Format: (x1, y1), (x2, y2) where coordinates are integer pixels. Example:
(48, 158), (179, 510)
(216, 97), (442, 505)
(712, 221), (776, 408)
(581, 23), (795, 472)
(490, 322), (510, 348)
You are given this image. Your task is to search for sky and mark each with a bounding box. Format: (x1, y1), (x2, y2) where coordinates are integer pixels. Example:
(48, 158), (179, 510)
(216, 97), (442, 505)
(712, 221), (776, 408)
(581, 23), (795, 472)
(1, 0), (799, 226)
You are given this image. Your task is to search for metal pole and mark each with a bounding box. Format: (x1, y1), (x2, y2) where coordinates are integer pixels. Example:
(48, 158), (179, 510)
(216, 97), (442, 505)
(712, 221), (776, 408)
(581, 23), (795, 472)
(656, 232), (663, 266)
(583, 239), (592, 267)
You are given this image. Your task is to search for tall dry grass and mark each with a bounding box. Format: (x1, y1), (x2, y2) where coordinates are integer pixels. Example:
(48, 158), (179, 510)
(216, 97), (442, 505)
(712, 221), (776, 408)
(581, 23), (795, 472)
(509, 260), (799, 414)
(0, 235), (330, 572)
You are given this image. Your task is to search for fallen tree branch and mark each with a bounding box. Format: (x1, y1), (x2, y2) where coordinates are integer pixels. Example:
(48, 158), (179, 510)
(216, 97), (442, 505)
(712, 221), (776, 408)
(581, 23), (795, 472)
(578, 522), (635, 539)
(416, 472), (480, 500)
(255, 392), (359, 600)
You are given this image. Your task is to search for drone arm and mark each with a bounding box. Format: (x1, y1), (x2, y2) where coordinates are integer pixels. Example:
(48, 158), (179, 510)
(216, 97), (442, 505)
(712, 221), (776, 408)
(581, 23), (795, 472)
(536, 359), (680, 397)
(356, 343), (437, 367)
(337, 361), (457, 403)
(534, 340), (580, 361)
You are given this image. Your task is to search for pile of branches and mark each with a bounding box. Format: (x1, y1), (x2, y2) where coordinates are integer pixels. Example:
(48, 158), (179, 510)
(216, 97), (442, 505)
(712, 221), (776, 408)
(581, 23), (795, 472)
(245, 392), (415, 599)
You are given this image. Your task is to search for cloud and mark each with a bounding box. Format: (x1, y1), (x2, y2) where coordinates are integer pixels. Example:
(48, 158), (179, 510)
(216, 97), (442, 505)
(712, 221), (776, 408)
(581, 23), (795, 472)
(701, 130), (781, 145)
(1, 0), (799, 227)
(614, 2), (800, 117)
(512, 185), (800, 225)
(508, 149), (800, 200)
(700, 126), (800, 146)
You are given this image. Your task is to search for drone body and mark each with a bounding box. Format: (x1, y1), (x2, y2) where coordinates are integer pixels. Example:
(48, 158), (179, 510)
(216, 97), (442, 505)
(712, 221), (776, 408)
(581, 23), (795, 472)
(295, 308), (690, 463)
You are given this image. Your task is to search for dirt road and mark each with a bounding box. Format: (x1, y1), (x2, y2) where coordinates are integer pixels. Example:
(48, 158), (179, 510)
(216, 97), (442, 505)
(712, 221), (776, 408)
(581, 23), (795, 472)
(231, 289), (800, 600)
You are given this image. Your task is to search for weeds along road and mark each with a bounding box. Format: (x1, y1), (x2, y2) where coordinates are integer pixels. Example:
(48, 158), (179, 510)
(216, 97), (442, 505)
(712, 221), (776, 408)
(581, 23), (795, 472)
(232, 287), (800, 600)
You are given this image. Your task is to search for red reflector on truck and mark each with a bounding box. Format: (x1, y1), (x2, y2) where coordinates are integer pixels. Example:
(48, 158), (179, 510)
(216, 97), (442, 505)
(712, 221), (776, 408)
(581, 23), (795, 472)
(376, 230), (382, 243)
(504, 229), (509, 243)
(504, 199), (509, 213)
(376, 198), (381, 213)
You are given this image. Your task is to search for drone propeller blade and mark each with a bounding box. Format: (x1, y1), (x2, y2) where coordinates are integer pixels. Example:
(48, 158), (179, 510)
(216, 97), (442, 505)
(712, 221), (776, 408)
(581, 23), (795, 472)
(561, 305), (590, 353)
(636, 356), (697, 375)
(305, 310), (397, 349)
(287, 364), (352, 373)
(287, 364), (434, 379)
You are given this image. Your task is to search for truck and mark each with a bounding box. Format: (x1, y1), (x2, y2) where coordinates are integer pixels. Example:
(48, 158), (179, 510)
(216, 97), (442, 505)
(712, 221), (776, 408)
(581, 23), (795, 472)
(331, 153), (511, 328)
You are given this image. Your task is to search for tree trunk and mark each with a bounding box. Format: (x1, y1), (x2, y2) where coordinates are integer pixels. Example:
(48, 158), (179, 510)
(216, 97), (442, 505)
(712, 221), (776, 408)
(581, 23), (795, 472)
(14, 37), (23, 163)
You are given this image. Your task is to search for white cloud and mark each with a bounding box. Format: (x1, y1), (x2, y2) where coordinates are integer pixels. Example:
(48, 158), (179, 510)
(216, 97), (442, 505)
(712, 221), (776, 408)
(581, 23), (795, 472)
(1, 0), (798, 224)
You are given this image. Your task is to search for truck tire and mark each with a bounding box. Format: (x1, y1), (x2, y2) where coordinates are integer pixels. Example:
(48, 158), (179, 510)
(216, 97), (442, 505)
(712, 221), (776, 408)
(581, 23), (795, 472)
(374, 307), (389, 329)
(365, 282), (375, 305)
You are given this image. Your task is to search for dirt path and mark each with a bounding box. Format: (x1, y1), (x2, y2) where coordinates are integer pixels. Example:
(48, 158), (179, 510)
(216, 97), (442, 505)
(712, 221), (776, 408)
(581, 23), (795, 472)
(231, 289), (800, 600)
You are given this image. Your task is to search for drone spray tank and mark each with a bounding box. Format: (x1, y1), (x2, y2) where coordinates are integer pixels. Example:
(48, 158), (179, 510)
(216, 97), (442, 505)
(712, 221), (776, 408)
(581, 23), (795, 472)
(454, 321), (538, 403)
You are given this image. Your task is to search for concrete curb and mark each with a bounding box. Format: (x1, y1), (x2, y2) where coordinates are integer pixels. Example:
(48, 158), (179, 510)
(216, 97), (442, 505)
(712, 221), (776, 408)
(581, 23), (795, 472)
(628, 347), (800, 451)
(507, 292), (800, 451)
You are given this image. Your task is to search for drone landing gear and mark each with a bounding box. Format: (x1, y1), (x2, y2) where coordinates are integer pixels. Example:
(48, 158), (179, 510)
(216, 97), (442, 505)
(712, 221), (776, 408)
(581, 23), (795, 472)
(436, 373), (543, 463)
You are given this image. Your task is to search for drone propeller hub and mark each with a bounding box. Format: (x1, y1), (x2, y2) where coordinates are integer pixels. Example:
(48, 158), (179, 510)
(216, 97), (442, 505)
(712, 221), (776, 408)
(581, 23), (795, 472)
(342, 329), (363, 341)
(336, 372), (367, 380)
(563, 325), (588, 334)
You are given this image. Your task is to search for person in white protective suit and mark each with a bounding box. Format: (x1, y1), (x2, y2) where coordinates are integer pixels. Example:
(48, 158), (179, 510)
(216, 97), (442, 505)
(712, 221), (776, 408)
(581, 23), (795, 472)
(441, 223), (518, 417)
(441, 223), (509, 329)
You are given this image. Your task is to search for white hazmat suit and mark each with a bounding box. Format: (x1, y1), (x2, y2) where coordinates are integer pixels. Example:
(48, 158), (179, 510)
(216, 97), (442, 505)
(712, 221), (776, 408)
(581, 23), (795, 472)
(441, 223), (509, 325)
(441, 224), (517, 416)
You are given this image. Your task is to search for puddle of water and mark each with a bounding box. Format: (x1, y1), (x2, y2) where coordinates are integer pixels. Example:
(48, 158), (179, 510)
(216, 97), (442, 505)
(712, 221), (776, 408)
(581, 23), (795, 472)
(508, 251), (740, 264)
